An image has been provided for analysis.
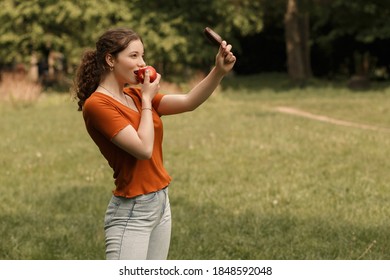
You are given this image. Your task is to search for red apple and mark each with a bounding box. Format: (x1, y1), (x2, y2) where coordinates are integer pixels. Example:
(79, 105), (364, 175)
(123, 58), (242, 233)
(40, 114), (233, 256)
(134, 66), (157, 84)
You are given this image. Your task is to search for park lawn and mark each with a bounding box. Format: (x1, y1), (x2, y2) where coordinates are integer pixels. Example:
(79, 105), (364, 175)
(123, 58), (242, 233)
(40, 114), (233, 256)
(1, 74), (390, 259)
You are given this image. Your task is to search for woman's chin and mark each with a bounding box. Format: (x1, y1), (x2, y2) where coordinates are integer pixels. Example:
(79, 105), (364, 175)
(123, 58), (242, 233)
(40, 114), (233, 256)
(126, 79), (140, 86)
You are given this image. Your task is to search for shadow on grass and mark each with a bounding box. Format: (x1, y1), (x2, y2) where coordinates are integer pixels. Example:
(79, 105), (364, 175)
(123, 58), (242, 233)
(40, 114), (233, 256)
(2, 184), (389, 260)
(0, 184), (109, 260)
(169, 193), (390, 260)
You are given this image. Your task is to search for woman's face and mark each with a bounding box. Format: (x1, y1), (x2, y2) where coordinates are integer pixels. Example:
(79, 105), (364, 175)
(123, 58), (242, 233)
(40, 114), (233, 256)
(112, 39), (146, 85)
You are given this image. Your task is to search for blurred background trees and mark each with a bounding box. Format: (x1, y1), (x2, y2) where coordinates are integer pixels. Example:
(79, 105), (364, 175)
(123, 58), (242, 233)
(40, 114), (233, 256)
(0, 0), (389, 87)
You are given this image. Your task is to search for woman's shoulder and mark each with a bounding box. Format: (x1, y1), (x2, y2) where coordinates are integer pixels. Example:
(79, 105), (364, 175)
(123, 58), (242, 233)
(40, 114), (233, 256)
(83, 92), (115, 113)
(85, 92), (111, 105)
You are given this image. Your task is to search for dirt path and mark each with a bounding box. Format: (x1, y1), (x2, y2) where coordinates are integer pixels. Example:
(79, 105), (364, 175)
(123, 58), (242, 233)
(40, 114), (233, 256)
(274, 106), (390, 133)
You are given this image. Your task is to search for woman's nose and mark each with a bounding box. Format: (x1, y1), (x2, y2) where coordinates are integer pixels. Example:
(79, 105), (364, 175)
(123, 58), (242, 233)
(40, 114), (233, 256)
(138, 58), (146, 67)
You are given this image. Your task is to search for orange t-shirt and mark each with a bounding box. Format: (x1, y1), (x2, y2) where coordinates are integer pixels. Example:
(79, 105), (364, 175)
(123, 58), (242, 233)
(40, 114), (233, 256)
(83, 87), (171, 198)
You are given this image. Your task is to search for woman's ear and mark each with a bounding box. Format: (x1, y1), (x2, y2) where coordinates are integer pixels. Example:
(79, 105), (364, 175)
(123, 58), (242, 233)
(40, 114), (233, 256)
(105, 53), (114, 70)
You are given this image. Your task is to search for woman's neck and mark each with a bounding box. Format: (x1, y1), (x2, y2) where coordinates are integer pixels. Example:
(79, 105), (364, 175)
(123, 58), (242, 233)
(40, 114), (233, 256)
(98, 76), (125, 97)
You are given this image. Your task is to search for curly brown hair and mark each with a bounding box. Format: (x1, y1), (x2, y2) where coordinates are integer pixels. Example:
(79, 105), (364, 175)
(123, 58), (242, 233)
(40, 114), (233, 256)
(74, 28), (142, 111)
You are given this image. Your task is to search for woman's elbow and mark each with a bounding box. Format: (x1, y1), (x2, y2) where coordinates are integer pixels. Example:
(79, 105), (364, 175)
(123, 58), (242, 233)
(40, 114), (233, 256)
(114, 141), (153, 160)
(137, 153), (152, 160)
(184, 102), (198, 112)
(135, 147), (153, 160)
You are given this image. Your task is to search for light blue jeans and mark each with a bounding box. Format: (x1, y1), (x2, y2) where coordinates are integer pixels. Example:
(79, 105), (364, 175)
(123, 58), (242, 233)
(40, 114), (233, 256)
(104, 187), (171, 260)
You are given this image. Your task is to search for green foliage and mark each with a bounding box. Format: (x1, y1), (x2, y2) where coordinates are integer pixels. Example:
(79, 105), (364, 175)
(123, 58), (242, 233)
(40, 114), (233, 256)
(1, 0), (388, 78)
(0, 0), (263, 74)
(312, 0), (390, 43)
(0, 0), (136, 65)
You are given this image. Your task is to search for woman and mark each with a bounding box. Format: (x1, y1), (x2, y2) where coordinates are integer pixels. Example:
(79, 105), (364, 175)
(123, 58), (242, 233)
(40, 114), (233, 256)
(74, 27), (236, 260)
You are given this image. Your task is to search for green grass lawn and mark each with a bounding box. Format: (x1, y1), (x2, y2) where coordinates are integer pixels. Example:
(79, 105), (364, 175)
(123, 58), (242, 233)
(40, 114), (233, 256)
(1, 74), (390, 259)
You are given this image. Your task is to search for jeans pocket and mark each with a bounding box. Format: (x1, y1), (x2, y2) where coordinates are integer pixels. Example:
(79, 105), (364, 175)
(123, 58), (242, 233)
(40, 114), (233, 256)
(104, 196), (135, 226)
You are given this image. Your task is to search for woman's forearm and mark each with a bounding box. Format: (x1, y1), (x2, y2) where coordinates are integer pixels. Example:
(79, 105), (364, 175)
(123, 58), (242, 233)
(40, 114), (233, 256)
(136, 98), (155, 158)
(185, 67), (225, 111)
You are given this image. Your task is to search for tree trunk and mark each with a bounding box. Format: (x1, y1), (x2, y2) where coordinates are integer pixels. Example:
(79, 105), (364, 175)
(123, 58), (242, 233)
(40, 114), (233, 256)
(284, 0), (312, 83)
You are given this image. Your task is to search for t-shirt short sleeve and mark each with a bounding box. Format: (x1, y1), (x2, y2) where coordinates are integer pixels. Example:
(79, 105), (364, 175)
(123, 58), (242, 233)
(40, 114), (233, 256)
(83, 95), (130, 140)
(152, 93), (164, 112)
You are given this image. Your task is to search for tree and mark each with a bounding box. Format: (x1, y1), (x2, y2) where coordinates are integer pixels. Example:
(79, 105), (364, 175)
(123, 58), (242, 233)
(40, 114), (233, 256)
(284, 0), (312, 83)
(125, 0), (263, 75)
(0, 1), (134, 74)
(0, 0), (263, 81)
(311, 0), (390, 79)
